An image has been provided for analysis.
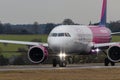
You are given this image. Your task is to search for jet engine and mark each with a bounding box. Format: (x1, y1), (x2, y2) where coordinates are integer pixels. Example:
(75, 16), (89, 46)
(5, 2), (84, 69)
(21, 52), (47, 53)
(28, 46), (48, 64)
(107, 45), (120, 62)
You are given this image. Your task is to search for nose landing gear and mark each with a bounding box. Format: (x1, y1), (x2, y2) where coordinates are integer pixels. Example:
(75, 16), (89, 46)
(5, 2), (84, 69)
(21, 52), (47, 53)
(58, 53), (67, 67)
(52, 53), (67, 67)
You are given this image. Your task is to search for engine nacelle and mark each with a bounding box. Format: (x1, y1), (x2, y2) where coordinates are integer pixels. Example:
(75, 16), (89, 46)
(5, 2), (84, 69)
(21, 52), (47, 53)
(28, 46), (48, 64)
(107, 45), (120, 62)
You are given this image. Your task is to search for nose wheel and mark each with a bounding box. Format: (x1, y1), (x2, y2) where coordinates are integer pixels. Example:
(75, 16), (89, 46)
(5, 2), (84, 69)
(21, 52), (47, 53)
(58, 53), (67, 67)
(59, 61), (67, 67)
(52, 58), (67, 67)
(52, 58), (58, 67)
(52, 53), (67, 67)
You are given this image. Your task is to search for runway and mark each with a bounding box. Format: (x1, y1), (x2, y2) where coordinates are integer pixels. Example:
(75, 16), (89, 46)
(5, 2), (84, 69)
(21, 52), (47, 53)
(0, 63), (120, 71)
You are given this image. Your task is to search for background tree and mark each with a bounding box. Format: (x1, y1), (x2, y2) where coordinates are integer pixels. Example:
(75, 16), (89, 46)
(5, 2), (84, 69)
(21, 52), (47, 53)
(45, 23), (55, 34)
(62, 19), (75, 25)
(33, 21), (39, 34)
(108, 20), (120, 32)
(0, 21), (4, 34)
(4, 23), (12, 34)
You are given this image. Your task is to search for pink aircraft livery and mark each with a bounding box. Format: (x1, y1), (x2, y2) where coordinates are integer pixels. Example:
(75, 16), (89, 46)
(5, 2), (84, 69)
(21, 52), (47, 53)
(0, 0), (120, 67)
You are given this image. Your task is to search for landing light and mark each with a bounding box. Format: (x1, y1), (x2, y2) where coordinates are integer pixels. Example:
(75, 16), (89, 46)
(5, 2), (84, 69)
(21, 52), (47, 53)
(91, 48), (100, 53)
(59, 53), (66, 58)
(95, 48), (100, 52)
(92, 49), (95, 53)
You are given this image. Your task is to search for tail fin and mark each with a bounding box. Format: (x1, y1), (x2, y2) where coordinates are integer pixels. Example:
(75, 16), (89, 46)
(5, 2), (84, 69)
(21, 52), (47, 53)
(99, 0), (107, 26)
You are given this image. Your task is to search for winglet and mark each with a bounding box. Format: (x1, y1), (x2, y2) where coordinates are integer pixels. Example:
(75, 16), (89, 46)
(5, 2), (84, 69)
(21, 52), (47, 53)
(99, 0), (107, 27)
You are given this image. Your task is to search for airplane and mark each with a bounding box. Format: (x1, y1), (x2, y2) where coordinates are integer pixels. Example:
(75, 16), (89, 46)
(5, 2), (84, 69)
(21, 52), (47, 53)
(0, 0), (120, 67)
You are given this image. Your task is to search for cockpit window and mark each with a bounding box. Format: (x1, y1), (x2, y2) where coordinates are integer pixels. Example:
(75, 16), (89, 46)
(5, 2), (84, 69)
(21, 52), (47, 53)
(50, 33), (71, 37)
(51, 33), (57, 37)
(65, 33), (71, 37)
(58, 33), (64, 37)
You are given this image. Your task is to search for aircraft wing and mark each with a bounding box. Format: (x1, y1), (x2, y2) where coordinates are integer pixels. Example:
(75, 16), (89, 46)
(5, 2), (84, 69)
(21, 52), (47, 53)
(0, 39), (48, 47)
(111, 32), (120, 35)
(93, 42), (120, 48)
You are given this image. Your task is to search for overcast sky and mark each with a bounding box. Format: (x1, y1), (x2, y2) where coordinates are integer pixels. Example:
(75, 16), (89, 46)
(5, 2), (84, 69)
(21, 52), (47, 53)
(0, 0), (120, 24)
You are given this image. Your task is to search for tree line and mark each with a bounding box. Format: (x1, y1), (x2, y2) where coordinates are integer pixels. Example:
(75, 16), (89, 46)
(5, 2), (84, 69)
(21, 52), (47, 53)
(0, 19), (77, 34)
(0, 19), (119, 35)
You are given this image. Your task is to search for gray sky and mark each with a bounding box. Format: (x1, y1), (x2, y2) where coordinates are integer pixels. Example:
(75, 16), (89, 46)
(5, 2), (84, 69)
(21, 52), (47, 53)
(0, 0), (120, 24)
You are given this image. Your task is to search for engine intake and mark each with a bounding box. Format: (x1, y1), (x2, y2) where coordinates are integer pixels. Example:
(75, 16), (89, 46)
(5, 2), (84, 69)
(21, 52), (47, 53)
(28, 46), (48, 64)
(107, 46), (120, 62)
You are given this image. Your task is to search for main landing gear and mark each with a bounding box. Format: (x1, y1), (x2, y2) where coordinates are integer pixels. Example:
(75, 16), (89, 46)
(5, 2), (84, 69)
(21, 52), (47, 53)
(102, 51), (115, 66)
(104, 58), (115, 66)
(52, 53), (67, 67)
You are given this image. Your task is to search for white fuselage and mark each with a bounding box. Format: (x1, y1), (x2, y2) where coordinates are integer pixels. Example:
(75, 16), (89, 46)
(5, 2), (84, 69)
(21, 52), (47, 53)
(48, 25), (94, 54)
(48, 25), (111, 55)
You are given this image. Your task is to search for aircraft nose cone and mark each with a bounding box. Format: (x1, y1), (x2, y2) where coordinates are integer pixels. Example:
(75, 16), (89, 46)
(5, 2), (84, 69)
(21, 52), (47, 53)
(48, 41), (61, 52)
(48, 37), (66, 53)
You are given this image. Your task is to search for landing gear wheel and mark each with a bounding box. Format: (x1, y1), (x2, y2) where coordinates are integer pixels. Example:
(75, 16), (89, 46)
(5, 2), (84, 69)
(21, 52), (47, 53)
(52, 58), (57, 67)
(104, 58), (115, 66)
(59, 61), (67, 67)
(110, 61), (115, 66)
(110, 62), (115, 66)
(104, 58), (109, 66)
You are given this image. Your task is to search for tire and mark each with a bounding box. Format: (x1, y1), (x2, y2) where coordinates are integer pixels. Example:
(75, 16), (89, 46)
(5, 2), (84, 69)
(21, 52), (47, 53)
(52, 59), (57, 67)
(110, 61), (115, 66)
(59, 61), (67, 67)
(104, 58), (109, 66)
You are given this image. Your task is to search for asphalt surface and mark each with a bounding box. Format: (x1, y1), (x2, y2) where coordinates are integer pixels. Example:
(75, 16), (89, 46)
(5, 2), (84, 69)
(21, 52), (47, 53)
(0, 63), (120, 71)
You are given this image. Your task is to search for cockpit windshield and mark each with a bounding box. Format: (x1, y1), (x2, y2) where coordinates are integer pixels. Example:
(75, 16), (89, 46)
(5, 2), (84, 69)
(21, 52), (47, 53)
(50, 33), (71, 37)
(51, 33), (57, 37)
(58, 33), (64, 37)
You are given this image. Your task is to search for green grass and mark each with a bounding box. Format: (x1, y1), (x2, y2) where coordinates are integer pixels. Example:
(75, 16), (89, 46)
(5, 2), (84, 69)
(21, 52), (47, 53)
(0, 34), (48, 58)
(0, 34), (48, 42)
(0, 34), (48, 50)
(112, 35), (120, 42)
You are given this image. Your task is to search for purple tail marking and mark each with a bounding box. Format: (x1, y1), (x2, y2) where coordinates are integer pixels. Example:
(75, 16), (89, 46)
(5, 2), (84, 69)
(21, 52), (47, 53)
(99, 0), (107, 27)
